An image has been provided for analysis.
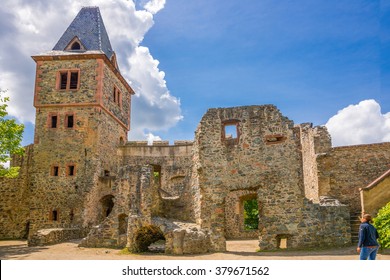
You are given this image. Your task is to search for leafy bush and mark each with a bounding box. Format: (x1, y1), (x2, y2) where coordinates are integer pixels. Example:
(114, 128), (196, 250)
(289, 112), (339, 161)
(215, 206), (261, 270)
(373, 202), (390, 249)
(244, 199), (259, 230)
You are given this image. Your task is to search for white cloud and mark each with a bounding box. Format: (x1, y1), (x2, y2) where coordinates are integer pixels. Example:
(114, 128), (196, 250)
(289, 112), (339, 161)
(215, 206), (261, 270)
(0, 0), (181, 141)
(325, 100), (390, 147)
(143, 0), (166, 14)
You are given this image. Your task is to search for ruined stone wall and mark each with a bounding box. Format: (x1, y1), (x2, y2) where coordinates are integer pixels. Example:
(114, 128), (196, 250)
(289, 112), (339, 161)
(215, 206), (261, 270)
(0, 145), (34, 239)
(194, 105), (351, 251)
(119, 141), (194, 222)
(299, 124), (332, 202)
(194, 106), (307, 250)
(317, 142), (390, 213)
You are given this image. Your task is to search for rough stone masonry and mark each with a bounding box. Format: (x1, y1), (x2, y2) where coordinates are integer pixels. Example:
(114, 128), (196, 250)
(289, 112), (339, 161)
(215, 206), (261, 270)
(1, 7), (389, 254)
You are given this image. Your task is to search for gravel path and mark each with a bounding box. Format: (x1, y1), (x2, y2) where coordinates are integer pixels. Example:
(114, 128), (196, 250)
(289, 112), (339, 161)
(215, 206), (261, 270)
(1, 239), (389, 260)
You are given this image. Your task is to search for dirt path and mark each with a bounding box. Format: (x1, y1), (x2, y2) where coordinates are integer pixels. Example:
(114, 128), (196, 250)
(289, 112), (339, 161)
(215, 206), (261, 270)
(1, 239), (389, 260)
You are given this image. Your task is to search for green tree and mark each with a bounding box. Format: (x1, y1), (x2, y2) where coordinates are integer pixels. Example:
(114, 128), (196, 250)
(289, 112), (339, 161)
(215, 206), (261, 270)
(0, 89), (24, 178)
(373, 202), (390, 249)
(244, 199), (259, 230)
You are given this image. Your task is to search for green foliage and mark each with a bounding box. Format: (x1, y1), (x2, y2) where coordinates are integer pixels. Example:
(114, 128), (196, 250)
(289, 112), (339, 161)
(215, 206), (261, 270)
(0, 89), (24, 177)
(373, 202), (390, 249)
(244, 198), (259, 230)
(133, 225), (165, 252)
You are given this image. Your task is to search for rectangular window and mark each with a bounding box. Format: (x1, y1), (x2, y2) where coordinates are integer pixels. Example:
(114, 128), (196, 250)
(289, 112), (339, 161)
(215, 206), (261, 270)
(51, 115), (58, 128)
(66, 115), (74, 128)
(68, 165), (75, 176)
(51, 210), (58, 221)
(52, 165), (59, 176)
(60, 73), (68, 89)
(57, 70), (80, 90)
(113, 86), (122, 108)
(69, 72), (78, 89)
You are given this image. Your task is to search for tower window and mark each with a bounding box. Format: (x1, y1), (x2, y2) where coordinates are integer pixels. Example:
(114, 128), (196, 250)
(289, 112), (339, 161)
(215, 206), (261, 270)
(71, 42), (81, 50)
(51, 115), (58, 128)
(113, 86), (122, 107)
(68, 165), (75, 176)
(66, 114), (74, 128)
(52, 165), (59, 176)
(57, 70), (80, 90)
(60, 73), (68, 89)
(51, 210), (59, 221)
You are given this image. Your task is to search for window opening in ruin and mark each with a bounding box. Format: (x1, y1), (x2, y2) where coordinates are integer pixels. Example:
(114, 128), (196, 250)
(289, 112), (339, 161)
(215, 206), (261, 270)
(277, 235), (288, 249)
(66, 115), (74, 128)
(118, 214), (128, 235)
(100, 195), (114, 218)
(52, 165), (59, 176)
(68, 165), (75, 176)
(152, 165), (161, 187)
(119, 137), (124, 145)
(71, 42), (81, 50)
(104, 170), (110, 177)
(51, 115), (58, 128)
(243, 198), (259, 230)
(51, 210), (58, 221)
(224, 124), (238, 139)
(265, 135), (286, 145)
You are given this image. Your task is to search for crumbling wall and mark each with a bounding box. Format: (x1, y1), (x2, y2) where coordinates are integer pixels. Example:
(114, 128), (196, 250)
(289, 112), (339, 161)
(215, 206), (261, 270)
(317, 142), (390, 213)
(194, 105), (351, 251)
(119, 141), (194, 222)
(299, 123), (332, 202)
(0, 145), (34, 239)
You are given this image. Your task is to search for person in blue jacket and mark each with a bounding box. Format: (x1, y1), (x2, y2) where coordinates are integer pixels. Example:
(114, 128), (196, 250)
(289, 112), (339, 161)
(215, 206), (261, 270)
(357, 213), (380, 260)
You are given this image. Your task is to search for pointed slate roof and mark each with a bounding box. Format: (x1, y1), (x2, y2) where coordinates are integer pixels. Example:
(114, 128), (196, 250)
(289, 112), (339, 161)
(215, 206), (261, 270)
(53, 7), (114, 59)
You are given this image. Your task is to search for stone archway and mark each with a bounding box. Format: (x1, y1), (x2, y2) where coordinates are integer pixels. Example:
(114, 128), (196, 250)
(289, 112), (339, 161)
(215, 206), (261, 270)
(131, 224), (165, 253)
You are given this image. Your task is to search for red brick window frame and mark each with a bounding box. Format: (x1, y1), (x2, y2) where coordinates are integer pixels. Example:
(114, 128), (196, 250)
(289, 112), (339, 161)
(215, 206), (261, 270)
(65, 113), (75, 129)
(56, 69), (80, 91)
(67, 164), (76, 177)
(48, 113), (59, 129)
(51, 164), (60, 176)
(113, 86), (122, 108)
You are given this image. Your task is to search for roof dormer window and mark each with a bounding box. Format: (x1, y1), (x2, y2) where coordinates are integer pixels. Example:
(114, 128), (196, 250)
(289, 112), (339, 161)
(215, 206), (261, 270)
(64, 37), (85, 52)
(71, 42), (81, 50)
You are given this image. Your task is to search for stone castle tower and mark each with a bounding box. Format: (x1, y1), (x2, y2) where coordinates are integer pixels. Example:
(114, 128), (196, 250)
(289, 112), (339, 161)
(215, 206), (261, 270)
(1, 6), (389, 253)
(29, 7), (134, 236)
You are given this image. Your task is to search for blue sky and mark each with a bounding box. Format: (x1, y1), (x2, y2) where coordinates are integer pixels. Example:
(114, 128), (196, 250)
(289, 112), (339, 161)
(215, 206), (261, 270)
(1, 0), (389, 147)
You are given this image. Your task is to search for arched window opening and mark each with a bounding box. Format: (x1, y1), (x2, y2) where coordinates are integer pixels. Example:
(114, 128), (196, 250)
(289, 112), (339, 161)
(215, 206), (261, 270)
(100, 195), (114, 218)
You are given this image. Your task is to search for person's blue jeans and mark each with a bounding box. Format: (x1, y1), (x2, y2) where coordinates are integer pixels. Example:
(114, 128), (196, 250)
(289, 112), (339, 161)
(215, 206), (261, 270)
(360, 246), (379, 260)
